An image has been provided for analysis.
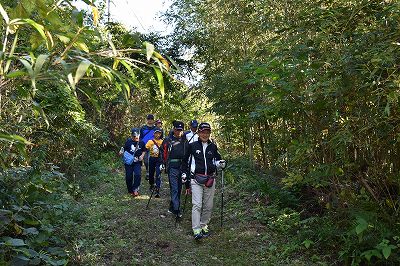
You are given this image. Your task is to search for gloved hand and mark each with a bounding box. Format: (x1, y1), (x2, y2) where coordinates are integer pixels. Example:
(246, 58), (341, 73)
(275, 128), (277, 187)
(181, 173), (187, 184)
(217, 160), (226, 169)
(159, 164), (165, 171)
(133, 157), (139, 163)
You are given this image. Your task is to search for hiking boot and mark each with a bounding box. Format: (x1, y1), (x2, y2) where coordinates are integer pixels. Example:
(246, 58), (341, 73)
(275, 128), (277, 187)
(201, 228), (210, 238)
(193, 229), (203, 240)
(194, 233), (203, 240)
(132, 191), (139, 197)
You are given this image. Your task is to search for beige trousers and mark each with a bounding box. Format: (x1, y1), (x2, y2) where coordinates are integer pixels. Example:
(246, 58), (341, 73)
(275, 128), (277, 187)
(191, 179), (216, 231)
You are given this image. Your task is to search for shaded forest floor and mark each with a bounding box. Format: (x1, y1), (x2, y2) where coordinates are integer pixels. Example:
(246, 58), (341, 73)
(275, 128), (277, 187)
(63, 158), (328, 265)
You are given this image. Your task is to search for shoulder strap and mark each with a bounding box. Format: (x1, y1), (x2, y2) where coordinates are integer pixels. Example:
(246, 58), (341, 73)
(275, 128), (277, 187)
(188, 132), (197, 143)
(151, 139), (160, 149)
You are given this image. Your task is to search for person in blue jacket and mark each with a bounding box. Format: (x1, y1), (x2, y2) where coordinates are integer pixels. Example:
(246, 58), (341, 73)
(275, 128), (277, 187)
(140, 114), (156, 179)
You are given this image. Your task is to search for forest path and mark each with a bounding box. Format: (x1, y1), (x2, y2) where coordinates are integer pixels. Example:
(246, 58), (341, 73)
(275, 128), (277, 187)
(68, 163), (315, 265)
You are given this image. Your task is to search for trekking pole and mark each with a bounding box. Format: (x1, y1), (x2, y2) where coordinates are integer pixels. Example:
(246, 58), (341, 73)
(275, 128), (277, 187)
(181, 190), (188, 215)
(220, 168), (225, 228)
(146, 187), (155, 209)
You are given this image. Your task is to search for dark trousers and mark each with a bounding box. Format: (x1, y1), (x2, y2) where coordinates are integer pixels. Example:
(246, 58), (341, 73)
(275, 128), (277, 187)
(148, 156), (161, 188)
(168, 167), (182, 213)
(144, 151), (150, 176)
(124, 162), (142, 193)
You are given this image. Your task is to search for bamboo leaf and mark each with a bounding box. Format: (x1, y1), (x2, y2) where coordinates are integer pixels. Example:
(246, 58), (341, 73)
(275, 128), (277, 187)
(4, 31), (19, 74)
(33, 54), (49, 78)
(74, 60), (90, 85)
(0, 3), (9, 24)
(0, 134), (32, 145)
(145, 42), (154, 62)
(19, 58), (33, 76)
(153, 67), (165, 100)
(91, 5), (99, 26)
(153, 51), (170, 70)
(21, 19), (49, 49)
(73, 41), (89, 53)
(6, 70), (27, 78)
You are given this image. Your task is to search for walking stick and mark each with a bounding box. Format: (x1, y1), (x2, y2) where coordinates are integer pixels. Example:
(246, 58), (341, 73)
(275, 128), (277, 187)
(146, 187), (155, 209)
(220, 168), (225, 228)
(181, 190), (189, 215)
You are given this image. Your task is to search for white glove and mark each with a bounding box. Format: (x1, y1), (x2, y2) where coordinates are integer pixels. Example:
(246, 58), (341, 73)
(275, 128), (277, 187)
(217, 160), (226, 169)
(159, 164), (165, 171)
(181, 173), (187, 183)
(133, 157), (139, 163)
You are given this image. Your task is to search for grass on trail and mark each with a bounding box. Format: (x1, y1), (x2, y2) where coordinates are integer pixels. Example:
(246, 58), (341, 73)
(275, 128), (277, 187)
(64, 159), (320, 265)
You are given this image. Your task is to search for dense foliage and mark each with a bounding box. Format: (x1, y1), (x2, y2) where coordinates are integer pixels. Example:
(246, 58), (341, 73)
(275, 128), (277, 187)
(0, 0), (201, 264)
(165, 0), (400, 264)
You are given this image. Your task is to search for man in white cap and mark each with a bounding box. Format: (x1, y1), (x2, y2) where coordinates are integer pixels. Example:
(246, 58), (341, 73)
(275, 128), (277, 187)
(183, 119), (198, 144)
(182, 122), (226, 240)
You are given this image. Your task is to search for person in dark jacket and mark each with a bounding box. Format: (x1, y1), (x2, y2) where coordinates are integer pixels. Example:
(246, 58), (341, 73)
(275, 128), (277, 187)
(160, 121), (189, 217)
(182, 122), (225, 239)
(119, 128), (147, 197)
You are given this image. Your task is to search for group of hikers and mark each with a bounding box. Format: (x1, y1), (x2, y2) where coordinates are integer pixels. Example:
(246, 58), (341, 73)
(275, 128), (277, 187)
(119, 114), (226, 240)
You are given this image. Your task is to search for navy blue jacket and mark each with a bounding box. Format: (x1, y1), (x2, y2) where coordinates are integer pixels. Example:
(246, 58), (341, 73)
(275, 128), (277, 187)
(124, 138), (146, 163)
(182, 139), (221, 176)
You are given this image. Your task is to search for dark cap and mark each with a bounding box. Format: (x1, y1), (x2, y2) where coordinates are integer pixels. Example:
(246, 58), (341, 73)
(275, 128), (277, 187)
(154, 128), (162, 134)
(198, 122), (211, 132)
(190, 119), (198, 127)
(147, 114), (154, 120)
(131, 128), (140, 137)
(173, 121), (184, 130)
(155, 119), (162, 124)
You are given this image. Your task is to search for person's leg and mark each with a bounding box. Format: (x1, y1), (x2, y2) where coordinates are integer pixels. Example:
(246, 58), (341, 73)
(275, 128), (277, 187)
(191, 179), (203, 235)
(200, 180), (216, 230)
(144, 151), (150, 179)
(124, 164), (134, 193)
(132, 163), (142, 193)
(155, 160), (161, 189)
(148, 156), (156, 189)
(168, 168), (180, 214)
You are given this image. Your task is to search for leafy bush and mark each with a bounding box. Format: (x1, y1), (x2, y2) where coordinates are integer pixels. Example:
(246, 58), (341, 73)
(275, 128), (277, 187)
(0, 166), (79, 265)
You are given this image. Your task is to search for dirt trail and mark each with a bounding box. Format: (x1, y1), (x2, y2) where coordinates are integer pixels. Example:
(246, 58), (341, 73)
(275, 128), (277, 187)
(70, 166), (312, 265)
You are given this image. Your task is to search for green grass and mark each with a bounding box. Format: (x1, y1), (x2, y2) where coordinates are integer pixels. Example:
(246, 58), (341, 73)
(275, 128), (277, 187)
(62, 158), (323, 265)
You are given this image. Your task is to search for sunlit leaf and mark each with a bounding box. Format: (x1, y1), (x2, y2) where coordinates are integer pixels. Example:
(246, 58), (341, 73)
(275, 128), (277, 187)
(74, 60), (91, 84)
(153, 67), (164, 100)
(91, 5), (99, 26)
(0, 3), (9, 24)
(73, 41), (89, 53)
(145, 42), (154, 61)
(56, 34), (70, 44)
(33, 54), (49, 78)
